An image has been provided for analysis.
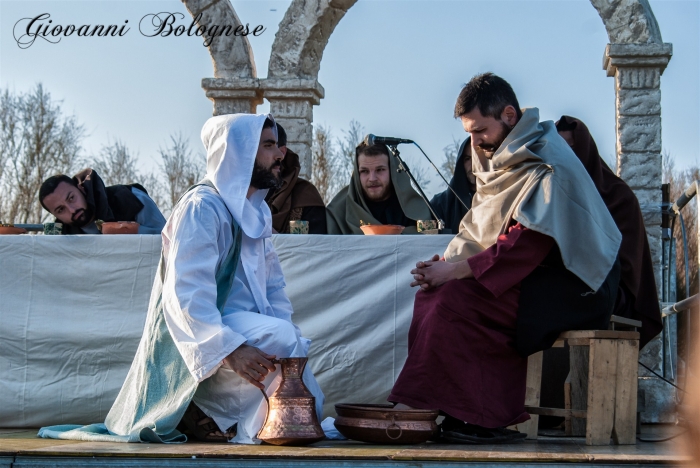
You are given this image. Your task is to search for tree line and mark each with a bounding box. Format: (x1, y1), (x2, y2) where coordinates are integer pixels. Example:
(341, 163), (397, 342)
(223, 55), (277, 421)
(0, 84), (203, 222)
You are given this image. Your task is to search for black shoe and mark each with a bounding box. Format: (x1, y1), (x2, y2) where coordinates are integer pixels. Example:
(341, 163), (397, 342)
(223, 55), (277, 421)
(441, 418), (527, 445)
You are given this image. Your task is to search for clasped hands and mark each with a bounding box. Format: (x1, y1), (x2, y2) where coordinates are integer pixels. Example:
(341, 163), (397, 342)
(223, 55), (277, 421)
(410, 254), (474, 290)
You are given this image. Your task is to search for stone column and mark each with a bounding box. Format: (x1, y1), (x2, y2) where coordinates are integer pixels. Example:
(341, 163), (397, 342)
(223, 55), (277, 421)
(604, 43), (672, 286)
(604, 42), (673, 423)
(201, 78), (263, 116)
(261, 79), (325, 178)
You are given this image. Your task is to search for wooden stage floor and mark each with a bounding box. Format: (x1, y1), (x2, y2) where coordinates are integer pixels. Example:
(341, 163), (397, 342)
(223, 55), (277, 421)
(0, 425), (690, 467)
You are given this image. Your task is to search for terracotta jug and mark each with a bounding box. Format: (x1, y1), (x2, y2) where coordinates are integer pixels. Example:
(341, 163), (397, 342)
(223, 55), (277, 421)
(257, 357), (325, 445)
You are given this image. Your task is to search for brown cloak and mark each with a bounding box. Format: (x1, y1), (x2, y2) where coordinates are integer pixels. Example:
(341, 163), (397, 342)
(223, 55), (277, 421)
(556, 116), (662, 348)
(265, 148), (325, 233)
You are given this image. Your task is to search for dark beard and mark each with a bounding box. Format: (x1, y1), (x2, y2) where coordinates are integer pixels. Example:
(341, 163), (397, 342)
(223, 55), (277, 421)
(477, 121), (512, 158)
(71, 204), (94, 228)
(250, 160), (282, 190)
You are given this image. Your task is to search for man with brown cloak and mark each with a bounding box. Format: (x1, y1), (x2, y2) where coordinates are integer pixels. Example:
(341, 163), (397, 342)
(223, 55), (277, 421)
(556, 116), (662, 347)
(389, 73), (623, 444)
(326, 142), (431, 234)
(265, 124), (327, 234)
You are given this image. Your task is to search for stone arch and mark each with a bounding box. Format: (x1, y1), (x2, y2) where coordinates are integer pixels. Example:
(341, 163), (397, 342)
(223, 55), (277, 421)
(589, 0), (663, 44)
(182, 0), (262, 114)
(267, 0), (358, 80)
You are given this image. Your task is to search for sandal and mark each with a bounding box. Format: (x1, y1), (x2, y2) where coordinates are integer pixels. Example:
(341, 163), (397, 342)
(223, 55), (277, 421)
(440, 418), (526, 445)
(179, 402), (237, 442)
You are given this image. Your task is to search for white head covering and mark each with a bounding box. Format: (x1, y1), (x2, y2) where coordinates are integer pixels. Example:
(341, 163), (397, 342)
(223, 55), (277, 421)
(445, 108), (621, 291)
(200, 112), (277, 239)
(200, 113), (279, 315)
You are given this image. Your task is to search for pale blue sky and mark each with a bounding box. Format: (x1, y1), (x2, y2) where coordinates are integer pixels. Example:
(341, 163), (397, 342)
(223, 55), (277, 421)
(1, 0), (698, 197)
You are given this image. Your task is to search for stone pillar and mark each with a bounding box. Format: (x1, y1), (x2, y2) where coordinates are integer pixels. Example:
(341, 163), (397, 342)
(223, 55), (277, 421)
(604, 42), (673, 423)
(261, 79), (325, 178)
(604, 43), (672, 287)
(201, 78), (263, 116)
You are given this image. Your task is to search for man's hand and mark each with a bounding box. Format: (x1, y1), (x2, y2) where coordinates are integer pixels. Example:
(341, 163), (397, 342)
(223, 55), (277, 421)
(222, 344), (277, 389)
(410, 255), (473, 290)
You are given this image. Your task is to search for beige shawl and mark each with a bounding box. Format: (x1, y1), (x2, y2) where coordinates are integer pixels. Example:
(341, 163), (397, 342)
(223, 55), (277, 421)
(445, 108), (621, 291)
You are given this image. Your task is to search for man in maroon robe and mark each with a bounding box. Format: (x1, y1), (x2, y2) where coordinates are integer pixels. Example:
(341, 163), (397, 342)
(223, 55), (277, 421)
(388, 73), (623, 444)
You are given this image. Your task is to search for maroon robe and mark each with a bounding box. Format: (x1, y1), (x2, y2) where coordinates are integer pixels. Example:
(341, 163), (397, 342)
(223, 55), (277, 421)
(389, 223), (554, 428)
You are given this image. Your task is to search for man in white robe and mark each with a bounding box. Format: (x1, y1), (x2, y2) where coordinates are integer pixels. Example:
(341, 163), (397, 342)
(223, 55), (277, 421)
(38, 114), (323, 445)
(162, 113), (324, 443)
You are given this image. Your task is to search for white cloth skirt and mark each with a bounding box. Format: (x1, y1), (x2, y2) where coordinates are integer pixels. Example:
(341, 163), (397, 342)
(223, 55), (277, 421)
(192, 312), (324, 444)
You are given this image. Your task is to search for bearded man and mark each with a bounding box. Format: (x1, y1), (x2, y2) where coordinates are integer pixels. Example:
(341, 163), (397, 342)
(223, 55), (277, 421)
(326, 142), (431, 234)
(265, 124), (327, 234)
(39, 169), (165, 234)
(39, 114), (324, 444)
(389, 73), (622, 444)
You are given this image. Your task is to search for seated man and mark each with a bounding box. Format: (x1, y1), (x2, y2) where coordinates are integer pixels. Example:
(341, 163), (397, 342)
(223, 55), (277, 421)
(39, 169), (165, 234)
(556, 115), (662, 348)
(265, 124), (327, 234)
(430, 137), (476, 234)
(326, 142), (431, 234)
(389, 73), (622, 443)
(39, 114), (324, 444)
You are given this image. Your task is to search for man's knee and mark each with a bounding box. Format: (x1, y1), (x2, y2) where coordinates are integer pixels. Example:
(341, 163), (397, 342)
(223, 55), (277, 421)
(246, 317), (299, 356)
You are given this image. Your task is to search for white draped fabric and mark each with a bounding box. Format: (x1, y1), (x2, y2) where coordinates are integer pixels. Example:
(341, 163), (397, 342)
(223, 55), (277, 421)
(0, 234), (450, 428)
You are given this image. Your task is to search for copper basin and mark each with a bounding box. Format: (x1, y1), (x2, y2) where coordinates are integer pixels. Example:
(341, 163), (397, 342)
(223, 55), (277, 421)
(359, 225), (405, 235)
(334, 404), (438, 444)
(102, 221), (139, 234)
(0, 226), (28, 235)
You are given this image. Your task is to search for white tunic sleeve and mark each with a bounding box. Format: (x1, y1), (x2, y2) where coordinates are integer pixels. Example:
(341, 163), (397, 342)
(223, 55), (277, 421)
(161, 192), (247, 382)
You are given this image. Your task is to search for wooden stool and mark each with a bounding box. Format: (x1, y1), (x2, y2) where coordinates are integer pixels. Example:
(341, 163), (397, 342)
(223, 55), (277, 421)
(518, 327), (640, 445)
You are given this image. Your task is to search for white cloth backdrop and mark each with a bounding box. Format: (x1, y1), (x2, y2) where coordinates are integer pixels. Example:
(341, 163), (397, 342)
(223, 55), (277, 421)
(0, 234), (450, 428)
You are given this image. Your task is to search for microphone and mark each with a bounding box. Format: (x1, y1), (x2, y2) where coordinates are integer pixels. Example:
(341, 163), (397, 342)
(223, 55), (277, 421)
(363, 134), (414, 146)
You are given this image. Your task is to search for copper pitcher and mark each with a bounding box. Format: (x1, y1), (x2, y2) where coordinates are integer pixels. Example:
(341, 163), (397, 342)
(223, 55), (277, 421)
(257, 357), (324, 445)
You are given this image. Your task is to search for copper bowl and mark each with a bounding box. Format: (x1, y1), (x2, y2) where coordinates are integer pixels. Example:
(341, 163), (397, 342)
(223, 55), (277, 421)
(359, 224), (405, 236)
(334, 404), (438, 444)
(101, 221), (139, 235)
(0, 226), (28, 235)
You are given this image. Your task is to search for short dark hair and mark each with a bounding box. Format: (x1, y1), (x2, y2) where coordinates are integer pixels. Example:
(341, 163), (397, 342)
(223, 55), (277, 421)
(355, 142), (390, 164)
(263, 117), (276, 130)
(454, 73), (522, 120)
(276, 123), (287, 147)
(39, 174), (77, 211)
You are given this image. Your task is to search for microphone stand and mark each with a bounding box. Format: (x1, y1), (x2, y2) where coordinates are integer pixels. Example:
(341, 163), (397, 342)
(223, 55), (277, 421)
(387, 144), (445, 231)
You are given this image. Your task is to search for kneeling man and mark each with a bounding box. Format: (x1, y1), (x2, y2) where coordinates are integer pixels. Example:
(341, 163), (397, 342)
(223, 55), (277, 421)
(389, 73), (622, 443)
(40, 114), (323, 444)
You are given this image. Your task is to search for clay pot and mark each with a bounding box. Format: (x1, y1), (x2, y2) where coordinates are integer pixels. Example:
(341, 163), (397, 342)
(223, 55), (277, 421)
(334, 404), (439, 444)
(101, 221), (139, 235)
(0, 226), (28, 235)
(359, 224), (405, 235)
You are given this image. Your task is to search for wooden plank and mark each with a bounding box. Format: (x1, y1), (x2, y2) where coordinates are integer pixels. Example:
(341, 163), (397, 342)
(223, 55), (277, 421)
(552, 339), (565, 348)
(559, 330), (639, 340)
(520, 351), (543, 439)
(586, 339), (618, 445)
(524, 406), (587, 418)
(609, 315), (642, 329)
(569, 345), (589, 436)
(612, 339), (639, 445)
(567, 338), (593, 346)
